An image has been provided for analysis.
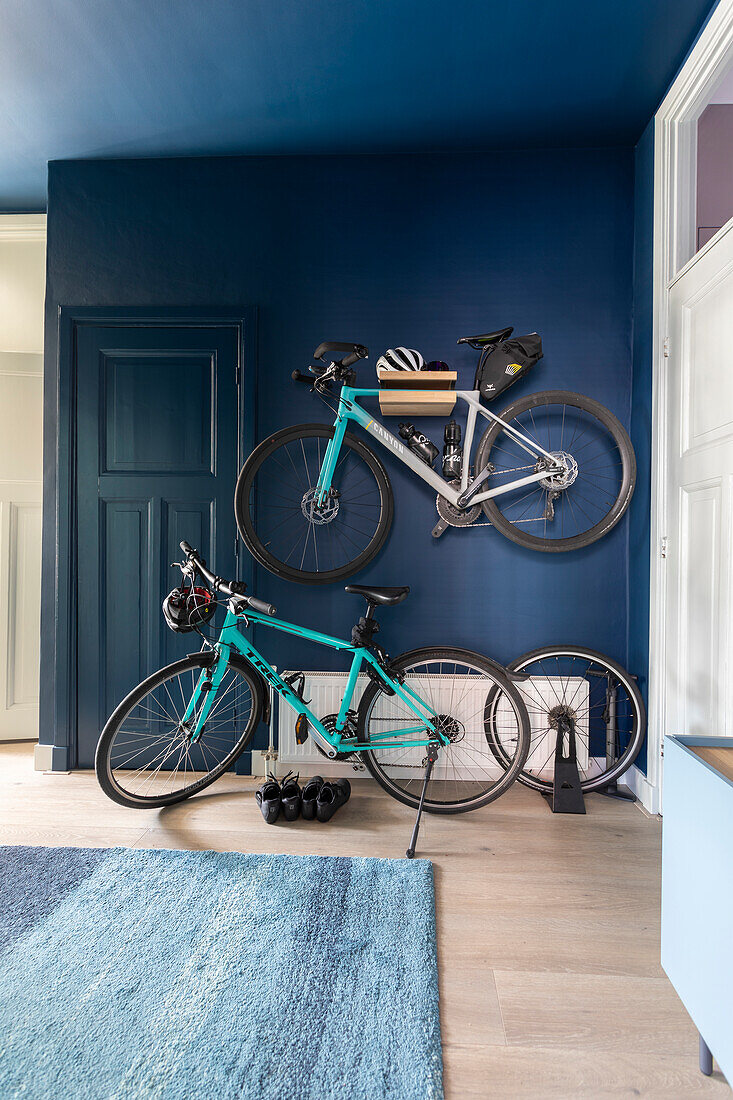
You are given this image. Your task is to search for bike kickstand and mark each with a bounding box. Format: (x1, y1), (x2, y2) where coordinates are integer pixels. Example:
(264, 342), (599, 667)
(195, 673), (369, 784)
(406, 742), (440, 859)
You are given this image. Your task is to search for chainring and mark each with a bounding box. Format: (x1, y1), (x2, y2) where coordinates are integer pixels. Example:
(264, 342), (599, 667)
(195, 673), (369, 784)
(435, 480), (482, 527)
(315, 712), (361, 761)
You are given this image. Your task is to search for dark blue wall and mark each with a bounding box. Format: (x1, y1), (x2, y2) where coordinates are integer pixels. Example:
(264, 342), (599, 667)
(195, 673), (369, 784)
(41, 149), (635, 755)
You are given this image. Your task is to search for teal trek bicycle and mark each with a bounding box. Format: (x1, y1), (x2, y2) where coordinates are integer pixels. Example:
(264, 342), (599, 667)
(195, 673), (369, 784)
(95, 542), (531, 854)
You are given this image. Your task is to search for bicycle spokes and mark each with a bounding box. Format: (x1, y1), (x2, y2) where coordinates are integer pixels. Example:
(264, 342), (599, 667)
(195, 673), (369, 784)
(236, 426), (391, 583)
(106, 663), (255, 801)
(361, 654), (529, 810)
(487, 649), (644, 792)
(483, 398), (631, 544)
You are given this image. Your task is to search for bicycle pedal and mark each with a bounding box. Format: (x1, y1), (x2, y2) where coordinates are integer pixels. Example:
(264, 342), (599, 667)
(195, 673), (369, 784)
(295, 713), (309, 745)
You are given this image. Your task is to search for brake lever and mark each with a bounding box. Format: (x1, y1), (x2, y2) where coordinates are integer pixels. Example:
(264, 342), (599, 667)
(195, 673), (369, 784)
(171, 559), (196, 578)
(313, 364), (338, 391)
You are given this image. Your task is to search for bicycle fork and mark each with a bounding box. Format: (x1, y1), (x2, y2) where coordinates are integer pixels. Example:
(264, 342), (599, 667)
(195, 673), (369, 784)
(184, 645), (231, 741)
(315, 415), (348, 507)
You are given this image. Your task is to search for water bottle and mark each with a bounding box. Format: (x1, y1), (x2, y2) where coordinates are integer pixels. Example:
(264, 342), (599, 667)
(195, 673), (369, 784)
(398, 423), (439, 466)
(442, 420), (463, 479)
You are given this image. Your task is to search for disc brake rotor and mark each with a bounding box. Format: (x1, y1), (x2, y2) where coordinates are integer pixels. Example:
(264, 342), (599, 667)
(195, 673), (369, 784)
(538, 451), (579, 491)
(300, 487), (340, 524)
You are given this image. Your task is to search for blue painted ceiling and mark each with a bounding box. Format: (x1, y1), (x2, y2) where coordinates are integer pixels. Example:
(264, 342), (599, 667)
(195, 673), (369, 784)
(1, 0), (717, 209)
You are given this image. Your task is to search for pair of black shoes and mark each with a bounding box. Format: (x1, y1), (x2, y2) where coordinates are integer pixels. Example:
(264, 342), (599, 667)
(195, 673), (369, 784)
(255, 773), (351, 825)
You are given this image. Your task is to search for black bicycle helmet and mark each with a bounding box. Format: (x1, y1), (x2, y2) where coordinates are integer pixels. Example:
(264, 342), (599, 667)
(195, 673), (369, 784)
(162, 586), (216, 633)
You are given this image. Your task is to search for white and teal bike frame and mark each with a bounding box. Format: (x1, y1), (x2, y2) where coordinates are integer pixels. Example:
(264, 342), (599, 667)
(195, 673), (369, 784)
(184, 600), (449, 760)
(314, 385), (564, 511)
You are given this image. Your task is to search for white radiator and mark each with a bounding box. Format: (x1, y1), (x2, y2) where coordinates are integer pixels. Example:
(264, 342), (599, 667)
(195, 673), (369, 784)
(275, 670), (590, 781)
(277, 671), (371, 776)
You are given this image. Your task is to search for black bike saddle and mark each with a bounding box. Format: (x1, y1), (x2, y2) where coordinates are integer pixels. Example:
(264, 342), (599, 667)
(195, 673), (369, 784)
(457, 326), (513, 347)
(344, 584), (410, 607)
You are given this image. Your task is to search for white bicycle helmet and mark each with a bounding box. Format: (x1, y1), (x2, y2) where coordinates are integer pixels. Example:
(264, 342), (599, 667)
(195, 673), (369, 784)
(376, 347), (425, 373)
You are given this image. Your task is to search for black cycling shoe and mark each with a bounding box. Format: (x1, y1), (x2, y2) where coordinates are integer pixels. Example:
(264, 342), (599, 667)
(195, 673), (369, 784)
(255, 778), (281, 824)
(316, 778), (351, 822)
(301, 776), (324, 820)
(280, 772), (302, 822)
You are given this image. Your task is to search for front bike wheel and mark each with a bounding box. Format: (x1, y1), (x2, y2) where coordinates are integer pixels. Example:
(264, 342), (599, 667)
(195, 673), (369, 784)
(95, 652), (263, 808)
(475, 390), (635, 552)
(357, 647), (530, 814)
(485, 646), (646, 793)
(235, 424), (393, 585)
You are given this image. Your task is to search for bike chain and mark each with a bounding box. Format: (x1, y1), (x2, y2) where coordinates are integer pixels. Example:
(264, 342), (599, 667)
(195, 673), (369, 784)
(436, 464), (545, 529)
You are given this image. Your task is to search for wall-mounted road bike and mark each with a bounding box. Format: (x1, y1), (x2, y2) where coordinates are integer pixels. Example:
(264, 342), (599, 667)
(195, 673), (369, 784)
(234, 335), (636, 585)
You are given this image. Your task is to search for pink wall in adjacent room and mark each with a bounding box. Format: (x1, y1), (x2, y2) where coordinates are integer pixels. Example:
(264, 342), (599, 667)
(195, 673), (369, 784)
(696, 103), (733, 248)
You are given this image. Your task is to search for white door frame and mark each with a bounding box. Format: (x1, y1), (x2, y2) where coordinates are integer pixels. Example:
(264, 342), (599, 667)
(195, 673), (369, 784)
(0, 213), (46, 749)
(647, 0), (733, 812)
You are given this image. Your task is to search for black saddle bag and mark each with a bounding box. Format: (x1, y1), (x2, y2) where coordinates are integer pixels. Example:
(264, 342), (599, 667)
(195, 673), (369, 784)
(474, 333), (543, 402)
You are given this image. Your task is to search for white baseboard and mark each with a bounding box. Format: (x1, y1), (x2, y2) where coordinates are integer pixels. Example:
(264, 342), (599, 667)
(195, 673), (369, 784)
(624, 764), (660, 815)
(33, 743), (54, 772)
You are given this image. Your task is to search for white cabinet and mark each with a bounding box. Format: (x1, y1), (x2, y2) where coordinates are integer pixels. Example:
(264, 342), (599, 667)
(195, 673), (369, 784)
(661, 735), (733, 1083)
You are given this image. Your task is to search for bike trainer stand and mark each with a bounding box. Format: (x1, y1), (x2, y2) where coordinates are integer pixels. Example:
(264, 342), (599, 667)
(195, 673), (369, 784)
(543, 716), (586, 814)
(406, 742), (439, 858)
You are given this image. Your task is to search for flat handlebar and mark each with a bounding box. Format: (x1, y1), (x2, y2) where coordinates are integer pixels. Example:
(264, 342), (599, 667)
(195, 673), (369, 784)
(178, 541), (276, 616)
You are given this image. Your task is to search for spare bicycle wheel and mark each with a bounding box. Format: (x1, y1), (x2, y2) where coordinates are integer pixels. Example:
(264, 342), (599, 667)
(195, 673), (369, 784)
(485, 646), (645, 793)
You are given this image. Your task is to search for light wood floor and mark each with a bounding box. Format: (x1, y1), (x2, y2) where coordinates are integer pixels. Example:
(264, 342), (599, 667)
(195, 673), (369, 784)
(0, 742), (729, 1098)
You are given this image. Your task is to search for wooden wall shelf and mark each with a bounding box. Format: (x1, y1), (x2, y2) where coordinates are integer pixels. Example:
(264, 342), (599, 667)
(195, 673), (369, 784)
(377, 369), (457, 416)
(378, 390), (456, 416)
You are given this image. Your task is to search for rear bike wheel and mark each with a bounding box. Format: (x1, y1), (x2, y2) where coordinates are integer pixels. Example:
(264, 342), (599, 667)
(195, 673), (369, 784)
(235, 424), (393, 585)
(485, 646), (645, 792)
(357, 647), (530, 814)
(95, 652), (262, 808)
(475, 390), (635, 552)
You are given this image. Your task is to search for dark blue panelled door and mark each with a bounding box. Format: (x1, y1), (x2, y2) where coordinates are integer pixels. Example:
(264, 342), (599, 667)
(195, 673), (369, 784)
(75, 323), (241, 767)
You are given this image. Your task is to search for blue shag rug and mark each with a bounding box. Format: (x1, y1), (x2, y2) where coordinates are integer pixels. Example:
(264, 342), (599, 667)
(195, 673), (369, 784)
(0, 846), (442, 1100)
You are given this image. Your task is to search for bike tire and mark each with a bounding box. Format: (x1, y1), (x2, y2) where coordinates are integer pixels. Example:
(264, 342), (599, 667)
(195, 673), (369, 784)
(234, 423), (394, 585)
(486, 645), (646, 793)
(475, 390), (636, 552)
(95, 652), (263, 808)
(357, 646), (531, 815)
